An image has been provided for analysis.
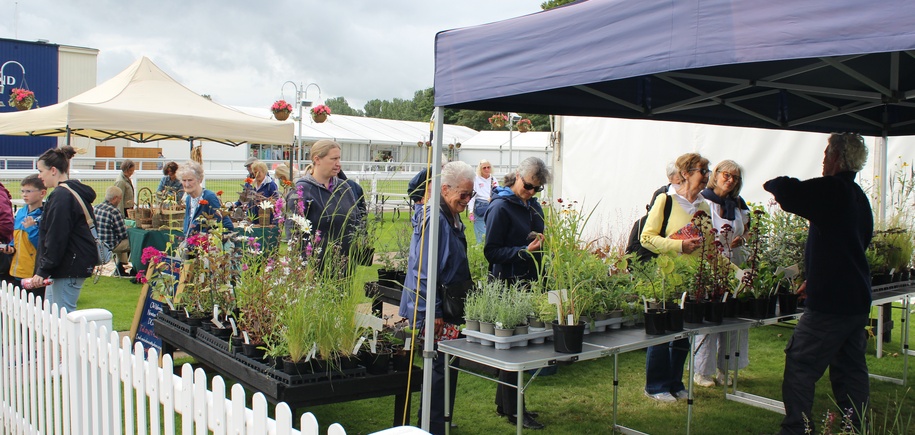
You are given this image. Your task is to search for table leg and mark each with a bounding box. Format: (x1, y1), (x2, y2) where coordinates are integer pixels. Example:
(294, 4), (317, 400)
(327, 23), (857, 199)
(612, 354), (619, 427)
(687, 334), (694, 435)
(516, 370), (523, 435)
(445, 353), (452, 435)
(877, 304), (885, 358)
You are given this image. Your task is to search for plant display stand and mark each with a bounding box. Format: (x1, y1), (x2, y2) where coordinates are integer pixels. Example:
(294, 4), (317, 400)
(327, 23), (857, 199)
(154, 314), (421, 426)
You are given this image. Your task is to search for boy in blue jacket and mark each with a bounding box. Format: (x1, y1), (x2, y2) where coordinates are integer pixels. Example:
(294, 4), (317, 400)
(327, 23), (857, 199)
(2, 175), (46, 294)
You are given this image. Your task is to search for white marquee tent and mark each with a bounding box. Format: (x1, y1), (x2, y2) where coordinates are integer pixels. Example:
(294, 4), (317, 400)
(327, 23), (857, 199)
(0, 57), (293, 146)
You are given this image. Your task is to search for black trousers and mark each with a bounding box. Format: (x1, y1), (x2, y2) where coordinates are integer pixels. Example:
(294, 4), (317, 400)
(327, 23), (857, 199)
(418, 346), (459, 435)
(780, 310), (869, 435)
(495, 370), (528, 416)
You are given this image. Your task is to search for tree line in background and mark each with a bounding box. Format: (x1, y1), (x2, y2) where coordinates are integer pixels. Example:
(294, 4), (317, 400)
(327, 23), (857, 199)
(324, 88), (551, 132)
(322, 0), (574, 133)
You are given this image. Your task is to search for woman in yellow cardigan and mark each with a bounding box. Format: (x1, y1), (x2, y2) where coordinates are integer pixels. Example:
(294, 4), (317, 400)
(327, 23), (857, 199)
(640, 152), (711, 402)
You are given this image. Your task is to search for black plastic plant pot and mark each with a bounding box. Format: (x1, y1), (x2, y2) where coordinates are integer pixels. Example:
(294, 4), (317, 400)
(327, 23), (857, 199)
(723, 298), (738, 318)
(643, 309), (668, 335)
(683, 301), (706, 324)
(766, 295), (778, 317)
(552, 320), (586, 353)
(360, 350), (393, 375)
(666, 307), (684, 332)
(778, 293), (799, 315)
(242, 342), (266, 360)
(750, 298), (769, 319)
(705, 301), (724, 325)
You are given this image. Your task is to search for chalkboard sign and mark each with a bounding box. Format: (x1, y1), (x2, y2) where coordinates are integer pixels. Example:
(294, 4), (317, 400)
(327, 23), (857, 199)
(129, 256), (184, 357)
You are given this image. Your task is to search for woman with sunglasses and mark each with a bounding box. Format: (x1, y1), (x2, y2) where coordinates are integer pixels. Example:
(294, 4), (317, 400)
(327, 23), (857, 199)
(693, 159), (751, 388)
(467, 159), (498, 243)
(640, 152), (712, 403)
(483, 156), (551, 430)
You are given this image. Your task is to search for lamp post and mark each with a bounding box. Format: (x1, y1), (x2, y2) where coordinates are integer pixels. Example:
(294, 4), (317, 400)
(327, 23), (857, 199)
(508, 112), (521, 169)
(299, 83), (322, 166)
(281, 82), (321, 176)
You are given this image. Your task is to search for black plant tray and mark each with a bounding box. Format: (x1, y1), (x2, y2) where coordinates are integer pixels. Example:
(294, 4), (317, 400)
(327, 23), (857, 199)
(195, 328), (232, 354)
(234, 354), (368, 386)
(156, 312), (197, 337)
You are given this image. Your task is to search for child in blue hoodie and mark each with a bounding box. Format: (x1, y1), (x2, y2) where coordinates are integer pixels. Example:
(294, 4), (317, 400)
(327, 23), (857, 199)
(4, 175), (45, 294)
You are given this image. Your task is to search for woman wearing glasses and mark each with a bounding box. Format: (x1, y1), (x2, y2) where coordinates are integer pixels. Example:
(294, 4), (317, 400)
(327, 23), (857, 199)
(484, 156), (551, 430)
(640, 152), (712, 403)
(398, 161), (476, 435)
(467, 159), (498, 243)
(693, 159), (751, 388)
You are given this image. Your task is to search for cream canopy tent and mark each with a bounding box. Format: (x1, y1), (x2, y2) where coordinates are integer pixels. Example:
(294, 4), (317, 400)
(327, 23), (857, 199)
(0, 57), (293, 146)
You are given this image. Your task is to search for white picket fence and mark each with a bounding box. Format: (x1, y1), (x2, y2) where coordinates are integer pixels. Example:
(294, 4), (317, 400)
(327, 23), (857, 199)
(0, 281), (348, 435)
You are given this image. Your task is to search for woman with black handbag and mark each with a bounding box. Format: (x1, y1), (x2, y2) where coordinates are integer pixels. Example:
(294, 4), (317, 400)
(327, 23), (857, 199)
(397, 161), (475, 435)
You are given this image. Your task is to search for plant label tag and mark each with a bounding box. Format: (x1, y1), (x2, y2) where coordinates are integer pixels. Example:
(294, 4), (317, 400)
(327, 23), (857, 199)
(722, 292), (729, 302)
(211, 305), (224, 329)
(370, 331), (378, 353)
(166, 299), (175, 310)
(547, 290), (567, 323)
(229, 318), (238, 336)
(680, 292), (687, 309)
(355, 313), (383, 331)
(242, 331), (251, 344)
(305, 344), (316, 362)
(404, 337), (412, 351)
(776, 264), (800, 280)
(735, 268), (747, 282)
(567, 314), (575, 325)
(641, 295), (649, 313)
(353, 336), (366, 355)
(184, 307), (190, 318)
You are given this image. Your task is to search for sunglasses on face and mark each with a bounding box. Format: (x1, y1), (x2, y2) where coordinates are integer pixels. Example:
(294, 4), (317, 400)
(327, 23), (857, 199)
(458, 190), (476, 201)
(521, 177), (544, 192)
(689, 168), (711, 176)
(721, 172), (741, 181)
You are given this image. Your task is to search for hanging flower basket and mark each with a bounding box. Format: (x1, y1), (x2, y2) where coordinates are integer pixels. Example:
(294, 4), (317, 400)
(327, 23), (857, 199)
(311, 105), (331, 123)
(271, 100), (293, 121)
(517, 118), (532, 133)
(9, 88), (35, 111)
(488, 113), (508, 129)
(455, 142), (462, 149)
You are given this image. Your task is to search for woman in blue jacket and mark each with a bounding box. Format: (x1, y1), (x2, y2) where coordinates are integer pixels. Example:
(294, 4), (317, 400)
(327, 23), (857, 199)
(483, 156), (551, 430)
(178, 161), (234, 236)
(235, 160), (279, 224)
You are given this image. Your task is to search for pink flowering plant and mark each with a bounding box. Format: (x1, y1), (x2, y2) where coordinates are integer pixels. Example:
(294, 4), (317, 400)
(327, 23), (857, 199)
(8, 88), (35, 108)
(271, 99), (293, 114)
(311, 104), (331, 116)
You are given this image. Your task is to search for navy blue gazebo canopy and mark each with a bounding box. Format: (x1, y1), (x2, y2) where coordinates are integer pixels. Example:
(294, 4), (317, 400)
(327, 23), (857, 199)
(433, 0), (915, 137)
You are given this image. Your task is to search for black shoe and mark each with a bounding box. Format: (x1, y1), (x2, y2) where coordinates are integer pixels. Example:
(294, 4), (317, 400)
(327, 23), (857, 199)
(507, 413), (544, 430)
(116, 263), (131, 277)
(497, 407), (539, 418)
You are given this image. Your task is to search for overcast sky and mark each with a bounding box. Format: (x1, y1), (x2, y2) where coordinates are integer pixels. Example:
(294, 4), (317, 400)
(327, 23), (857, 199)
(3, 0), (540, 110)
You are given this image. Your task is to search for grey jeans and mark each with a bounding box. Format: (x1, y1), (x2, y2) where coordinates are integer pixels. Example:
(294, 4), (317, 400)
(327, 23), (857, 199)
(780, 310), (869, 435)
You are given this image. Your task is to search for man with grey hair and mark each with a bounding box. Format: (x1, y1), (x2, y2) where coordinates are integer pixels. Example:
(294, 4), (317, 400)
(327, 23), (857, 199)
(764, 133), (873, 435)
(94, 185), (131, 277)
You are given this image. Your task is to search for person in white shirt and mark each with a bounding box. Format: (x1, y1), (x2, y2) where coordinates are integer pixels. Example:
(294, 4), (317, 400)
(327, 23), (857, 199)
(467, 159), (497, 243)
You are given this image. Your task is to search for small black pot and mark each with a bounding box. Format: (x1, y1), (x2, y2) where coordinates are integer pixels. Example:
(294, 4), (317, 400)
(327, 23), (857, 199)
(360, 350), (393, 375)
(230, 336), (244, 353)
(644, 309), (668, 335)
(683, 301), (706, 324)
(705, 301), (724, 325)
(766, 295), (778, 317)
(750, 297), (769, 319)
(283, 358), (312, 375)
(666, 307), (684, 332)
(778, 293), (799, 315)
(552, 320), (586, 353)
(723, 298), (738, 318)
(392, 349), (412, 371)
(242, 342), (266, 360)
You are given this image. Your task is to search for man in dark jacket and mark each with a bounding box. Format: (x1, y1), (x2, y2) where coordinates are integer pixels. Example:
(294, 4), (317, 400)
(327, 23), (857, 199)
(764, 133), (873, 435)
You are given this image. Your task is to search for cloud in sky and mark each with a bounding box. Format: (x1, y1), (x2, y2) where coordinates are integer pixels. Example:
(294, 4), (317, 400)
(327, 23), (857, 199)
(3, 0), (539, 110)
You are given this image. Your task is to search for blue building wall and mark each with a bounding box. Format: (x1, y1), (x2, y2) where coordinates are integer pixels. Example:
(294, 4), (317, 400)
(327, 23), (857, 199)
(0, 38), (59, 157)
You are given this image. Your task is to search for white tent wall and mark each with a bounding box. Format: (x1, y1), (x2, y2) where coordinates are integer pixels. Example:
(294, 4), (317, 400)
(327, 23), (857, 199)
(557, 116), (915, 245)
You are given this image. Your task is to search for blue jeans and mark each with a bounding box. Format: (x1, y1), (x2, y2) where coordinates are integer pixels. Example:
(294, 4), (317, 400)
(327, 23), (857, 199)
(472, 199), (489, 243)
(46, 277), (86, 314)
(645, 338), (689, 394)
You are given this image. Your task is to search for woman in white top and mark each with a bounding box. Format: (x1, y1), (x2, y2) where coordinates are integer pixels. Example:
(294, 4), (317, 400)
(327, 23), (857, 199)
(694, 159), (751, 388)
(467, 159), (498, 243)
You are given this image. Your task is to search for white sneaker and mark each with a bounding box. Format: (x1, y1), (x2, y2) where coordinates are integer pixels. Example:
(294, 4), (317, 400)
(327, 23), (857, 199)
(716, 369), (733, 386)
(644, 391), (677, 402)
(694, 373), (715, 387)
(672, 390), (690, 401)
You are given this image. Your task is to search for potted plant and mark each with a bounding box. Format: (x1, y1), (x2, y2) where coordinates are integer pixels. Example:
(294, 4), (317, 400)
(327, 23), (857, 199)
(488, 113), (508, 129)
(516, 118), (532, 132)
(311, 104), (331, 123)
(271, 99), (293, 121)
(9, 88), (35, 111)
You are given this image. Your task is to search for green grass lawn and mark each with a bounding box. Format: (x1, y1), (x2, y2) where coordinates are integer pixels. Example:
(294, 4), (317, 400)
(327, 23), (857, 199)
(72, 211), (915, 434)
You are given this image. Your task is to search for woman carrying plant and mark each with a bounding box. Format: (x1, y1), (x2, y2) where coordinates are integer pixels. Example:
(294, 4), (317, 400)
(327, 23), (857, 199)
(483, 156), (550, 430)
(157, 161), (184, 202)
(467, 159), (497, 243)
(179, 161), (234, 236)
(397, 161), (475, 435)
(284, 140), (363, 268)
(113, 159), (136, 218)
(234, 161), (279, 224)
(693, 159), (751, 388)
(640, 152), (711, 402)
(29, 146), (97, 313)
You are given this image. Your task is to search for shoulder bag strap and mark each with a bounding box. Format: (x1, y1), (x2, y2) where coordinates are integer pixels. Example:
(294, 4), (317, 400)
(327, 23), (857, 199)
(659, 194), (673, 237)
(59, 184), (96, 229)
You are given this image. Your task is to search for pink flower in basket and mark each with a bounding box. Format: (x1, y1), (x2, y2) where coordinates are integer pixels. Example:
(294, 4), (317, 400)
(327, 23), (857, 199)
(271, 100), (293, 113)
(311, 105), (332, 116)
